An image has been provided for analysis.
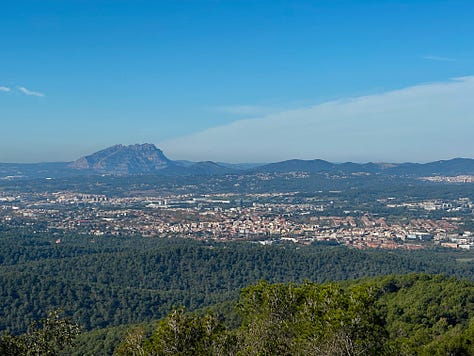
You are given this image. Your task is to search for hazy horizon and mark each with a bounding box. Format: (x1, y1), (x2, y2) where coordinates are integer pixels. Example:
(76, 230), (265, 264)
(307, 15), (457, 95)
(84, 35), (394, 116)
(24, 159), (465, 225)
(1, 141), (473, 165)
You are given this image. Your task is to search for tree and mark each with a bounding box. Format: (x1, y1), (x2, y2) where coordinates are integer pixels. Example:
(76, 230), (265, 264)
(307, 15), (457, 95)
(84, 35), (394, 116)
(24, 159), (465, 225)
(0, 309), (80, 356)
(238, 281), (387, 355)
(126, 308), (237, 356)
(114, 326), (146, 356)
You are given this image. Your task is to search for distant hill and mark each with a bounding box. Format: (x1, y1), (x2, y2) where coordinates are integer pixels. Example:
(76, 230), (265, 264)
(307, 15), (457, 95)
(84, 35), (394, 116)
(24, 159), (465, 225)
(253, 157), (474, 176)
(255, 159), (335, 173)
(386, 158), (474, 176)
(156, 161), (235, 176)
(0, 162), (71, 179)
(184, 161), (235, 175)
(68, 143), (173, 174)
(1, 143), (474, 178)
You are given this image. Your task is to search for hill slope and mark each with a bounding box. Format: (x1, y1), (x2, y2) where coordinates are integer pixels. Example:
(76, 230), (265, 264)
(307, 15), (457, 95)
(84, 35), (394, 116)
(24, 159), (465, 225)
(111, 274), (474, 355)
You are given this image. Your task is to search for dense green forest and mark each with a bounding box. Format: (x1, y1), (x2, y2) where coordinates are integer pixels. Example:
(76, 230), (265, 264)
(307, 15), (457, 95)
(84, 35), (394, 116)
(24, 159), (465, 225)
(111, 274), (474, 355)
(3, 274), (474, 355)
(2, 228), (474, 338)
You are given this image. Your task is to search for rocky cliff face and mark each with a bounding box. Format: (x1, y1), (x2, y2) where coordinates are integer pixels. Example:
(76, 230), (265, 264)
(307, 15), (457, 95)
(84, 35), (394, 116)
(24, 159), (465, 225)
(69, 144), (173, 174)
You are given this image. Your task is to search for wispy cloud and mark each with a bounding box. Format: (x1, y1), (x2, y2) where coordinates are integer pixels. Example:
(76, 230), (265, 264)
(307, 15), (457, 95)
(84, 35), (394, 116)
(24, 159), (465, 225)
(0, 86), (11, 92)
(17, 86), (45, 97)
(421, 55), (456, 62)
(160, 76), (474, 163)
(213, 105), (278, 116)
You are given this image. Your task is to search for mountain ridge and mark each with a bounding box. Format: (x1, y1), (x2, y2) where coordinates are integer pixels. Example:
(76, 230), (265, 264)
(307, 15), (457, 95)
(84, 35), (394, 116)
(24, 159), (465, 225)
(1, 143), (474, 178)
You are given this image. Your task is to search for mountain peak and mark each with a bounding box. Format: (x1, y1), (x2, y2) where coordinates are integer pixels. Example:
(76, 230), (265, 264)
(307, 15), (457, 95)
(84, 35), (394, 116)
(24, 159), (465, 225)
(69, 143), (172, 174)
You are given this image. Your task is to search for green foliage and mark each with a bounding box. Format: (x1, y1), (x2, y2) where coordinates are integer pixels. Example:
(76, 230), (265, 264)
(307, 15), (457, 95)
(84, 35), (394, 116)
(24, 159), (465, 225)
(237, 281), (387, 355)
(3, 231), (474, 354)
(419, 319), (474, 355)
(119, 275), (474, 355)
(114, 326), (147, 356)
(139, 308), (236, 356)
(71, 323), (143, 356)
(5, 274), (474, 355)
(0, 309), (80, 356)
(3, 233), (474, 336)
(363, 274), (474, 354)
(126, 281), (387, 355)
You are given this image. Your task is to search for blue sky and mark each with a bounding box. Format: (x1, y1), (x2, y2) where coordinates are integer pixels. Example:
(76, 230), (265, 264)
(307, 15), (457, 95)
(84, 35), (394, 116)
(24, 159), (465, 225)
(1, 0), (473, 163)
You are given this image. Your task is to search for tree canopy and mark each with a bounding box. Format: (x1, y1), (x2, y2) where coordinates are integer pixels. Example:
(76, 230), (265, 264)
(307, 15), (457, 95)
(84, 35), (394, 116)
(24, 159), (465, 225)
(116, 274), (474, 355)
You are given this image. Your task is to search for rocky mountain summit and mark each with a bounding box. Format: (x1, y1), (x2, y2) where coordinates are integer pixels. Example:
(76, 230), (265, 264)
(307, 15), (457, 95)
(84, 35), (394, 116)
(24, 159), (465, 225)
(69, 143), (173, 174)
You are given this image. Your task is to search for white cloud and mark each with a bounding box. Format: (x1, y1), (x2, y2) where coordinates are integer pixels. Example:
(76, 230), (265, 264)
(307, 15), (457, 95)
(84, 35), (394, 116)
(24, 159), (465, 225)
(0, 86), (11, 92)
(17, 86), (45, 97)
(421, 55), (456, 62)
(213, 105), (278, 116)
(160, 76), (474, 163)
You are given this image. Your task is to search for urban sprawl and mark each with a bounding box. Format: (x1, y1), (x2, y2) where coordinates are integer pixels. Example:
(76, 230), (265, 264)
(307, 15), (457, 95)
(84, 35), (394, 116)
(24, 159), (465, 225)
(1, 184), (473, 250)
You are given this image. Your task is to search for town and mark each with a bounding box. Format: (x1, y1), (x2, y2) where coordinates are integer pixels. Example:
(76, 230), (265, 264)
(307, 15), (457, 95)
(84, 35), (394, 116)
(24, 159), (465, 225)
(1, 171), (473, 250)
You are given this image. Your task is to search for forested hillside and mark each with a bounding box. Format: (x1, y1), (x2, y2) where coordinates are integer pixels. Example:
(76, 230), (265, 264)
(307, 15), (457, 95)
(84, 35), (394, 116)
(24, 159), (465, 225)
(2, 229), (474, 337)
(3, 274), (474, 355)
(112, 274), (474, 355)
